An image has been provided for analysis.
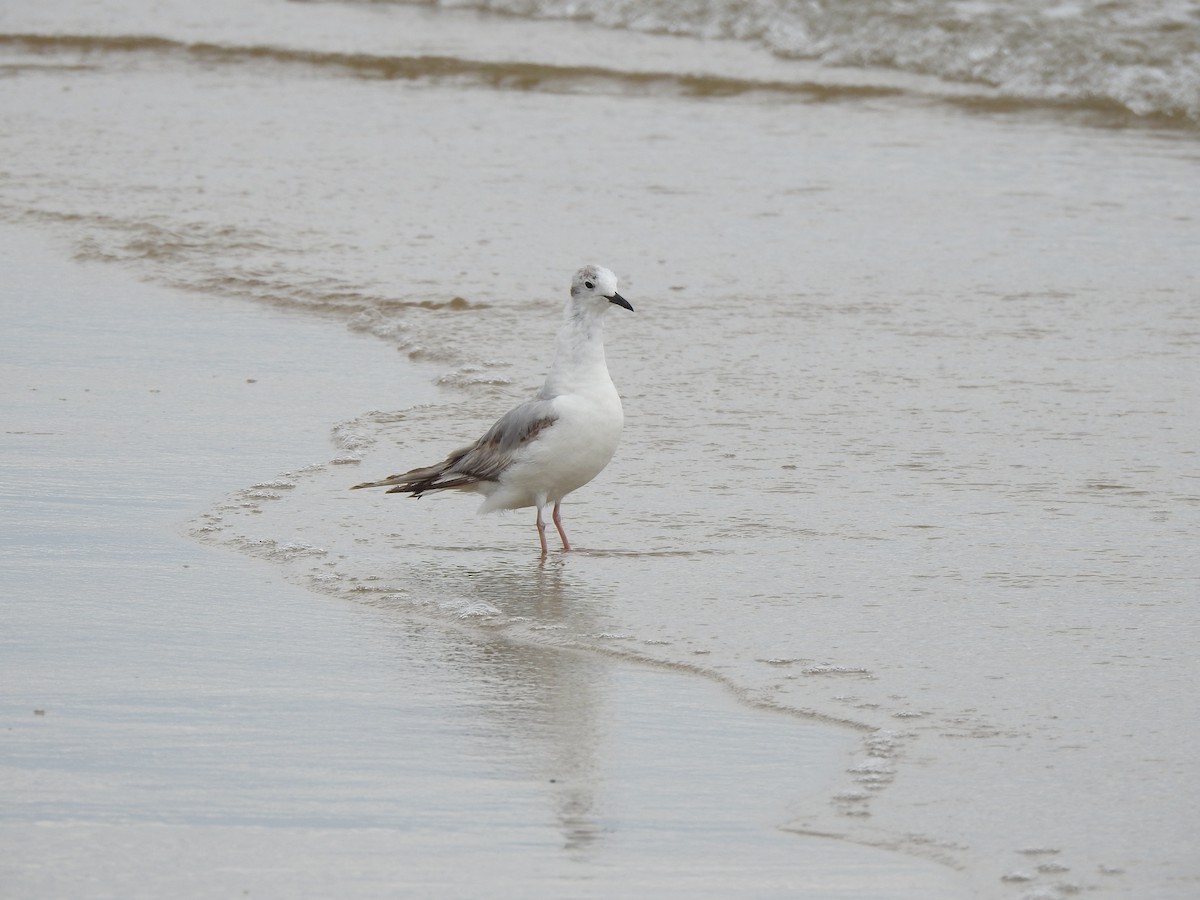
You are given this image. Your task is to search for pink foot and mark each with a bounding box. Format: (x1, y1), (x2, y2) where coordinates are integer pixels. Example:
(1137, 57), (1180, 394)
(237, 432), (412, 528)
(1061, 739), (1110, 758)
(552, 501), (571, 551)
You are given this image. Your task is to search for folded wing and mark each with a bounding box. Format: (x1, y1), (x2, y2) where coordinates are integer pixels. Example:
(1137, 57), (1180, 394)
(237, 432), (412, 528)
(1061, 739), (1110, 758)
(351, 399), (559, 496)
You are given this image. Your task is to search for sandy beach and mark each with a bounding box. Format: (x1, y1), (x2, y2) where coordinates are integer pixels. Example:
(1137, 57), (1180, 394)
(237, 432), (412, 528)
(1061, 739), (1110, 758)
(1, 228), (963, 897)
(3, 1), (1199, 897)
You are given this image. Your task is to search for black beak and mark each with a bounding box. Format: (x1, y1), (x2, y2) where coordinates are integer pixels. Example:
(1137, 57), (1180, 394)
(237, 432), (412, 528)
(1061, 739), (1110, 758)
(607, 292), (634, 311)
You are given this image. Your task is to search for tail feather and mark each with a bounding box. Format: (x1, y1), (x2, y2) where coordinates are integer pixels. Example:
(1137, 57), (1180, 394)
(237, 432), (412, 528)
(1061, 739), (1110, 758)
(383, 475), (477, 495)
(351, 456), (483, 497)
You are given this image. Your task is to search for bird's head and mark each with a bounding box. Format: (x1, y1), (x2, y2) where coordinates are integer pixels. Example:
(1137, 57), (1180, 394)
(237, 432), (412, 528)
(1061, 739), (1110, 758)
(571, 265), (633, 312)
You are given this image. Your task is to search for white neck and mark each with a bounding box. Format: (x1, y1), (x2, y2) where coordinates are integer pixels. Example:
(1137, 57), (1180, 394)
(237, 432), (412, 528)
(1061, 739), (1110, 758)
(538, 300), (611, 399)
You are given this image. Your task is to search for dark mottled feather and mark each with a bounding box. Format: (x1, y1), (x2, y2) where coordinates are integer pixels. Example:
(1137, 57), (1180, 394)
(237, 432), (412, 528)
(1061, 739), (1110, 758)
(350, 400), (559, 497)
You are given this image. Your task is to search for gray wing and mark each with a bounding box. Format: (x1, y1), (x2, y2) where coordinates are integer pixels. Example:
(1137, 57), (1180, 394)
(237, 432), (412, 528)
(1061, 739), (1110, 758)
(351, 398), (559, 495)
(456, 398), (559, 481)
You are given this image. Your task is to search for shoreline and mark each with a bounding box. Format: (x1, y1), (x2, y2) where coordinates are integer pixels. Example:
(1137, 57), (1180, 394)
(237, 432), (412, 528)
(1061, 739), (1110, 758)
(0, 225), (966, 898)
(4, 2), (1196, 892)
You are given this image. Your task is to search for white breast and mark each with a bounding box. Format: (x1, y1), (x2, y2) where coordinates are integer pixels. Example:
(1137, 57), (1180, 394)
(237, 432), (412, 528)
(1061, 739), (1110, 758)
(481, 385), (623, 512)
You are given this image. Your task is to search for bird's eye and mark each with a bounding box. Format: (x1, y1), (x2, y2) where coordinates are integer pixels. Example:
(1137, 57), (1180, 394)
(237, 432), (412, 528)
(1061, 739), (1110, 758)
(584, 281), (594, 289)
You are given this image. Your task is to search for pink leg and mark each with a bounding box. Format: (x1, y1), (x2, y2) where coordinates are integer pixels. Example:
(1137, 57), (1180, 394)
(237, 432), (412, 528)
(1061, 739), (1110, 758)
(552, 501), (571, 551)
(535, 505), (549, 557)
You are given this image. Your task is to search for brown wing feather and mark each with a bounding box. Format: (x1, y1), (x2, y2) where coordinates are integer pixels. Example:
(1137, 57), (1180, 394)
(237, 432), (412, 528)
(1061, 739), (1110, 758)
(351, 402), (558, 497)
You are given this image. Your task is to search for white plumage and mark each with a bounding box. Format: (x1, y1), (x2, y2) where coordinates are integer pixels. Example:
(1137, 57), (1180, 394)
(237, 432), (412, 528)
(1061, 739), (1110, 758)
(352, 264), (633, 556)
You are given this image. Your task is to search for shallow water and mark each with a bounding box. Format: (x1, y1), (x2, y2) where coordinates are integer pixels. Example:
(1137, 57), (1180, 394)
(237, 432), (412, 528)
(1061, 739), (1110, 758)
(2, 1), (1199, 896)
(416, 0), (1200, 124)
(1, 229), (962, 898)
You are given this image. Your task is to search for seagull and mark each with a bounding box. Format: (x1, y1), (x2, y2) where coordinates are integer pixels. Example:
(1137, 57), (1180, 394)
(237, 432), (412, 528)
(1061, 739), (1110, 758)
(352, 264), (633, 556)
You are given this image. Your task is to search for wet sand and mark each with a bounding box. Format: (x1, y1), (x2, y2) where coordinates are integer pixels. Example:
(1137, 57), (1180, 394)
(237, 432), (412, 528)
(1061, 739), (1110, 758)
(2, 2), (1198, 896)
(0, 228), (964, 897)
